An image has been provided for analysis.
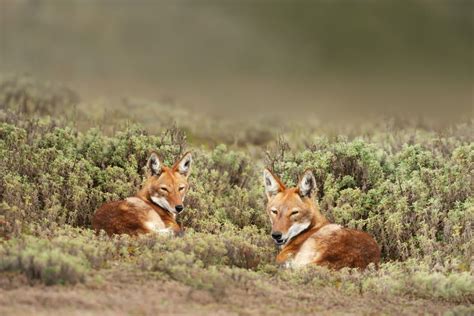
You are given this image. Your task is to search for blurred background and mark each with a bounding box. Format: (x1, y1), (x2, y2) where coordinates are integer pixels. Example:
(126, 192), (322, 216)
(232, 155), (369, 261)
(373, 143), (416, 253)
(0, 0), (472, 122)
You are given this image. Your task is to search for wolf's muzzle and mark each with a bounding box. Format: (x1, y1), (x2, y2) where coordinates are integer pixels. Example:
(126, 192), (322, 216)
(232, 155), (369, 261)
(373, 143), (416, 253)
(175, 205), (184, 213)
(271, 231), (285, 245)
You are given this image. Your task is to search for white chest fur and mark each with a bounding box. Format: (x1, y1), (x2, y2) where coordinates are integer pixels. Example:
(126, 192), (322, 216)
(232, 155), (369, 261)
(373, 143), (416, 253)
(143, 211), (167, 233)
(286, 224), (342, 269)
(287, 238), (319, 269)
(126, 197), (168, 234)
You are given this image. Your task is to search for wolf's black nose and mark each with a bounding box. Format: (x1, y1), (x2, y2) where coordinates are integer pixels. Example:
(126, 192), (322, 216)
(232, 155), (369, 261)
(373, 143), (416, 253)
(175, 205), (184, 213)
(271, 232), (283, 240)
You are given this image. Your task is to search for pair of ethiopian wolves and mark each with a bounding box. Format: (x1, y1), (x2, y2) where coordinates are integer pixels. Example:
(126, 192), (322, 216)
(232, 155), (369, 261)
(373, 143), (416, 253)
(93, 152), (192, 236)
(92, 151), (380, 269)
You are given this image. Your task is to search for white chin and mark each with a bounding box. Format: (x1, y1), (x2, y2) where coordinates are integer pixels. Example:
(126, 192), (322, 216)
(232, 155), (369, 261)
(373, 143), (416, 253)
(150, 196), (174, 214)
(286, 221), (311, 241)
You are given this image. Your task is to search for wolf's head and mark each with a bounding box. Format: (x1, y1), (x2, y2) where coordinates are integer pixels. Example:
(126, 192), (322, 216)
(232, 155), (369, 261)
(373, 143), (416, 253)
(263, 169), (323, 245)
(142, 152), (192, 216)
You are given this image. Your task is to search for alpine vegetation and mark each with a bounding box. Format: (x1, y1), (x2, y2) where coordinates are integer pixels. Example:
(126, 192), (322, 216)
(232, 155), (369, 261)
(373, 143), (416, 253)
(0, 77), (472, 314)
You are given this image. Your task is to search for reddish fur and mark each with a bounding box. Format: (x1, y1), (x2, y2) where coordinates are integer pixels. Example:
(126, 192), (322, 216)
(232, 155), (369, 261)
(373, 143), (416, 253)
(276, 225), (381, 269)
(92, 153), (191, 236)
(92, 198), (181, 236)
(265, 170), (381, 269)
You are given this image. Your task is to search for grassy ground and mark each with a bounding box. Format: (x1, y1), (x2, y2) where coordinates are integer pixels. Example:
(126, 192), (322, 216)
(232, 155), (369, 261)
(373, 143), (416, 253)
(0, 76), (473, 315)
(0, 269), (461, 316)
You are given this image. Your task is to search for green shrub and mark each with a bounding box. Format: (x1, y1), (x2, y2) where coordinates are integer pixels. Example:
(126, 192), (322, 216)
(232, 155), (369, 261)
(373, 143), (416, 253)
(182, 144), (267, 232)
(0, 234), (89, 285)
(280, 259), (474, 304)
(0, 75), (79, 117)
(0, 76), (472, 306)
(0, 121), (186, 232)
(266, 136), (473, 263)
(0, 226), (153, 285)
(0, 118), (269, 235)
(136, 227), (274, 271)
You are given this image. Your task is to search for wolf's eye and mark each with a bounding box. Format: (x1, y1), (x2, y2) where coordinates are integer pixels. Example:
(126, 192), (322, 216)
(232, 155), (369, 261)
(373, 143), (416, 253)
(271, 209), (278, 215)
(179, 186), (185, 191)
(290, 210), (299, 216)
(160, 186), (169, 192)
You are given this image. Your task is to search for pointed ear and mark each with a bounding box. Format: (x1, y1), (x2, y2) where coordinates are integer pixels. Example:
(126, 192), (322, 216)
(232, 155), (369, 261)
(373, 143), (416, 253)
(148, 152), (162, 176)
(173, 152), (192, 177)
(298, 170), (317, 198)
(263, 169), (285, 199)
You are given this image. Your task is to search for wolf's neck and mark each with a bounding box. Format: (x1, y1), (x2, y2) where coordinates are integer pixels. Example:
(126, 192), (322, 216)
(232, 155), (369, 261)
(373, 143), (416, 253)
(144, 196), (181, 234)
(276, 212), (329, 264)
(135, 192), (177, 222)
(311, 210), (329, 232)
(136, 186), (151, 202)
(309, 201), (329, 230)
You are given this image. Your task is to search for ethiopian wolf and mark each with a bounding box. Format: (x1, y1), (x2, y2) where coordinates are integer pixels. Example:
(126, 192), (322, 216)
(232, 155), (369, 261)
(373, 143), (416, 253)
(93, 152), (192, 236)
(263, 169), (380, 269)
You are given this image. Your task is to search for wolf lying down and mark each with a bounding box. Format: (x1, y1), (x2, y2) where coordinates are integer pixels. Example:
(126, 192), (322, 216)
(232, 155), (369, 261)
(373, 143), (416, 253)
(93, 152), (192, 236)
(93, 152), (380, 270)
(263, 169), (380, 269)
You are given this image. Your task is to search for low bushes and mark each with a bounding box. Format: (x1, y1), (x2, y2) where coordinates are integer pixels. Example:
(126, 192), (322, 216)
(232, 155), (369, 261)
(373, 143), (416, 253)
(0, 118), (267, 237)
(0, 121), (184, 232)
(266, 137), (473, 263)
(0, 77), (472, 306)
(280, 260), (474, 304)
